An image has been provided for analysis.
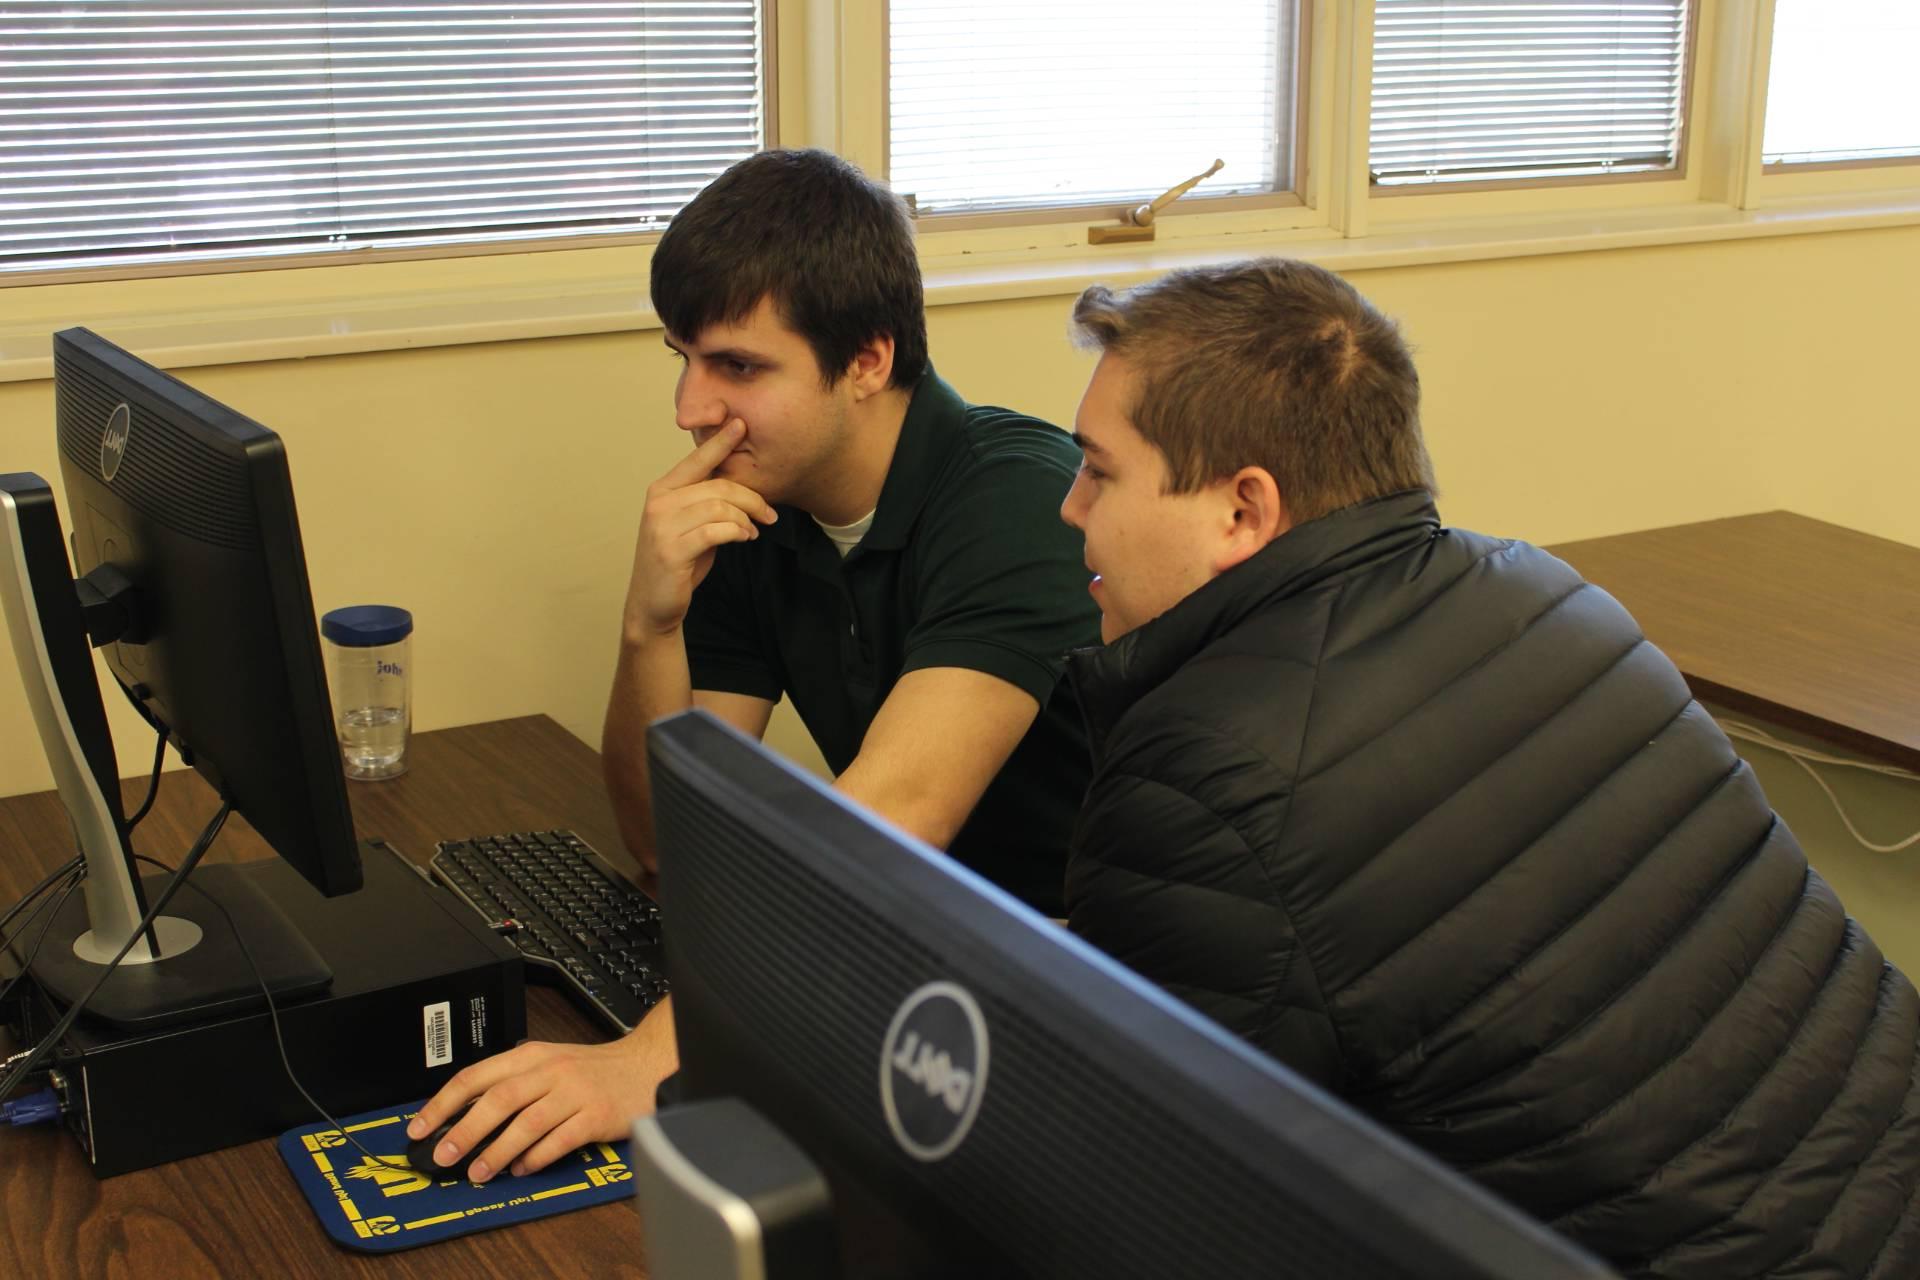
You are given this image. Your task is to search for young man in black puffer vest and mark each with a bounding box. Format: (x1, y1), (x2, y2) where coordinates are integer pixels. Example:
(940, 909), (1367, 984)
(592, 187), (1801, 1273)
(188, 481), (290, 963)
(1058, 257), (1920, 1280)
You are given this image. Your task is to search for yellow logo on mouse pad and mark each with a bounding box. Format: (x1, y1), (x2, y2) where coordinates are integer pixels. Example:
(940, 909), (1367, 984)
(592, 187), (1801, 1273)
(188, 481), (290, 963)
(346, 1155), (440, 1198)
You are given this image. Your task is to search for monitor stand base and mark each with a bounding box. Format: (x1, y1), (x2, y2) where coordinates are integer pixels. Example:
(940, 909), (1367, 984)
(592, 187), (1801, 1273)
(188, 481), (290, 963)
(28, 863), (331, 1032)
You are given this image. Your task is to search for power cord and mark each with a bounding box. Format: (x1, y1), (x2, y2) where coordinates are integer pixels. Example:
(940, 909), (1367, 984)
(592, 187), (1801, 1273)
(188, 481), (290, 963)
(0, 802), (231, 1105)
(128, 854), (415, 1173)
(1719, 718), (1920, 853)
(0, 867), (87, 1011)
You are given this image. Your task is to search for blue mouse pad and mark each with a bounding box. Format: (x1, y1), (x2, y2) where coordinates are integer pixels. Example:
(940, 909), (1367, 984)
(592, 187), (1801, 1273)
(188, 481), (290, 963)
(278, 1102), (635, 1252)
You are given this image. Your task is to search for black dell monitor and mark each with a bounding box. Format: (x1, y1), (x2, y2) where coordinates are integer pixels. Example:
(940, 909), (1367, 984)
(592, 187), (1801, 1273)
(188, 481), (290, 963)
(0, 327), (359, 1029)
(642, 710), (1617, 1279)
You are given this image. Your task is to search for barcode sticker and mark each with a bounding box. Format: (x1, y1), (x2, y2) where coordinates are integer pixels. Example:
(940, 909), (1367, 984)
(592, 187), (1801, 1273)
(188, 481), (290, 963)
(424, 1001), (452, 1068)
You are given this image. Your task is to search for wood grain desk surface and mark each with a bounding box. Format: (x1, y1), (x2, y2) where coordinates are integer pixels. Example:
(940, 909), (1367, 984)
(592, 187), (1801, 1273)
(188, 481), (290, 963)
(0, 716), (653, 1279)
(1548, 511), (1920, 772)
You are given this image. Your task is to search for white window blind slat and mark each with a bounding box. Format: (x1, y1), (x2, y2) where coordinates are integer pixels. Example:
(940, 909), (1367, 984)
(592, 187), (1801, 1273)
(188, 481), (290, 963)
(1763, 0), (1920, 166)
(0, 0), (766, 274)
(1370, 0), (1691, 187)
(888, 0), (1298, 217)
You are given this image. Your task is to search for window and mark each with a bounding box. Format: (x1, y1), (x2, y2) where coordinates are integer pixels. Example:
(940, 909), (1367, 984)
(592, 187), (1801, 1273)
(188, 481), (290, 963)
(1370, 0), (1692, 189)
(1763, 0), (1920, 167)
(1, 1), (768, 276)
(886, 0), (1300, 218)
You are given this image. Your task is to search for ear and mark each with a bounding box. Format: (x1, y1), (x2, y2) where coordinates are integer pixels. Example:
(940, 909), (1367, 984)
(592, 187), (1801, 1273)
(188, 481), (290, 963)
(1212, 466), (1291, 573)
(845, 333), (897, 400)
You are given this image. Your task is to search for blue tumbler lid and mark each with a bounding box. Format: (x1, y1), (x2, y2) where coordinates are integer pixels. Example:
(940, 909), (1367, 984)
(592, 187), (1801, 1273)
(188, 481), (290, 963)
(321, 605), (413, 647)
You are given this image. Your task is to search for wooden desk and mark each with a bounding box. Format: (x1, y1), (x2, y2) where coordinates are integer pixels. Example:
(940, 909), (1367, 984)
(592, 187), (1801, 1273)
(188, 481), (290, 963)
(0, 716), (652, 1279)
(1548, 511), (1920, 771)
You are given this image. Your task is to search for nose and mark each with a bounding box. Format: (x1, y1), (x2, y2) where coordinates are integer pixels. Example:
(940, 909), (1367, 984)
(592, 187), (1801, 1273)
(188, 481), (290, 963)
(1060, 469), (1091, 529)
(674, 362), (727, 434)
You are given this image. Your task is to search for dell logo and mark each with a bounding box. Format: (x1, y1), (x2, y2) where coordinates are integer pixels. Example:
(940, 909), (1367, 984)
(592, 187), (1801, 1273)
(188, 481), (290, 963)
(890, 1030), (973, 1115)
(880, 981), (989, 1162)
(101, 403), (130, 483)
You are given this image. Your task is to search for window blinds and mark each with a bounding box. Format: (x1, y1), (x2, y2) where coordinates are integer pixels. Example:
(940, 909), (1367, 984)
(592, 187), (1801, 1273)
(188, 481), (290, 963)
(888, 0), (1297, 217)
(1763, 0), (1920, 165)
(0, 1), (765, 274)
(1371, 0), (1690, 187)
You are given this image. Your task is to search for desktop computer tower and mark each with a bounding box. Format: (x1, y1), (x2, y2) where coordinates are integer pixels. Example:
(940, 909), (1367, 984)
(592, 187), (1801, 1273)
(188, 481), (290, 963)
(7, 840), (525, 1177)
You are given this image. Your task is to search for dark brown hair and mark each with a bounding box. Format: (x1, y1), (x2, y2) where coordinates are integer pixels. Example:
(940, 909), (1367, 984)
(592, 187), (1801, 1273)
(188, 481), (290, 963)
(1072, 258), (1435, 520)
(651, 149), (928, 390)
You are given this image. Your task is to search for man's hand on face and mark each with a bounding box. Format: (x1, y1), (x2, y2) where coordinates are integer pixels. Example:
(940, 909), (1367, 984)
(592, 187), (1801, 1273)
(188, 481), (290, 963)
(404, 998), (680, 1184)
(625, 419), (779, 639)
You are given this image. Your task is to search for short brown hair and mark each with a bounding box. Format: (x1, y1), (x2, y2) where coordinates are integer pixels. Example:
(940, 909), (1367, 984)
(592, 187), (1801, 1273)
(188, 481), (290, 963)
(652, 149), (928, 390)
(1071, 258), (1435, 521)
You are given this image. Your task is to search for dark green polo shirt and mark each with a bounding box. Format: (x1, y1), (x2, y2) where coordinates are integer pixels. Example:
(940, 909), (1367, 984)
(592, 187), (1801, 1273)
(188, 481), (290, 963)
(681, 369), (1098, 914)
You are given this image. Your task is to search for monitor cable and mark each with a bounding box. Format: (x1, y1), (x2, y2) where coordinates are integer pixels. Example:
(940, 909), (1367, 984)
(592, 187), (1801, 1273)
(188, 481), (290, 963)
(0, 800), (230, 1104)
(124, 722), (169, 831)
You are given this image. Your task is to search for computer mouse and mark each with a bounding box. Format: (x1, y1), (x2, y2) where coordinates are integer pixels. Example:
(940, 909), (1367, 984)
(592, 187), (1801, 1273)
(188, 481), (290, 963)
(405, 1103), (516, 1181)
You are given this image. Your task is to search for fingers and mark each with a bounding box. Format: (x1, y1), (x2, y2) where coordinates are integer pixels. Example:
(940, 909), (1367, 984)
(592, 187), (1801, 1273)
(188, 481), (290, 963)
(510, 1110), (609, 1178)
(407, 1048), (525, 1140)
(438, 1071), (545, 1177)
(672, 497), (760, 541)
(469, 1089), (572, 1183)
(659, 418), (747, 487)
(650, 477), (778, 533)
(691, 477), (779, 527)
(678, 520), (758, 560)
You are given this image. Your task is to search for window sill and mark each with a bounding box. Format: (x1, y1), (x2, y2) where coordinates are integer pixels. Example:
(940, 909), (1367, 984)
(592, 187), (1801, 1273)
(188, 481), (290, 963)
(1, 187), (1916, 385)
(917, 187), (1920, 302)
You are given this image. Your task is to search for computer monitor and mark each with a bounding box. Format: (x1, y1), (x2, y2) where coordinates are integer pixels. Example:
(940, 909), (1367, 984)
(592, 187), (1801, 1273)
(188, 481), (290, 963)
(644, 710), (1617, 1280)
(0, 327), (358, 1029)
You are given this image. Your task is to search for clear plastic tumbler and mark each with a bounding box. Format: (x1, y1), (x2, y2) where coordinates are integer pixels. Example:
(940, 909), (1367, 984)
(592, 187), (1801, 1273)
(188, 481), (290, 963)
(320, 605), (413, 781)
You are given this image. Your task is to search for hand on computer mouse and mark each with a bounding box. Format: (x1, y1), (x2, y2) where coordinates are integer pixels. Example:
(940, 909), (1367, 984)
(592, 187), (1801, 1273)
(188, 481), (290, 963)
(405, 1104), (515, 1182)
(405, 999), (679, 1184)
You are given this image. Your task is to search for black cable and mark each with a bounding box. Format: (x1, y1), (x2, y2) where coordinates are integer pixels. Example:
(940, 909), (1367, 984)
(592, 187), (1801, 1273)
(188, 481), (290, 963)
(130, 854), (414, 1173)
(125, 724), (168, 831)
(0, 855), (82, 941)
(0, 868), (86, 1009)
(0, 802), (230, 1103)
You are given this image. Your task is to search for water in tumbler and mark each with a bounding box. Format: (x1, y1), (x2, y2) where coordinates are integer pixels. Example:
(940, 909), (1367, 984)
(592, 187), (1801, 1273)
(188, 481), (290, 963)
(340, 705), (407, 778)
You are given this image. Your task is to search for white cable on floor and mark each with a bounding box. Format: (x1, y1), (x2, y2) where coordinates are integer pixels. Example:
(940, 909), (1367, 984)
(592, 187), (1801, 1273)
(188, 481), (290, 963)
(1718, 718), (1920, 854)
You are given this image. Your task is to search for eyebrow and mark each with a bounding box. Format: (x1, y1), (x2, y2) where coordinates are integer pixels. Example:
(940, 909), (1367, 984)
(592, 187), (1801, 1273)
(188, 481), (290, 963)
(1070, 432), (1108, 456)
(663, 335), (771, 365)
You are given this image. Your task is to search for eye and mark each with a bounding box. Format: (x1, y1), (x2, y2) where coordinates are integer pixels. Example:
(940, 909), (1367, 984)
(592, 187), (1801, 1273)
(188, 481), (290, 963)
(1078, 460), (1107, 482)
(723, 357), (757, 378)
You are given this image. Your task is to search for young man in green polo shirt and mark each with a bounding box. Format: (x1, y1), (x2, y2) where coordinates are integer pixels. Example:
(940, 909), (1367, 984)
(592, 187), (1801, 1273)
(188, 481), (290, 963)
(406, 149), (1099, 1183)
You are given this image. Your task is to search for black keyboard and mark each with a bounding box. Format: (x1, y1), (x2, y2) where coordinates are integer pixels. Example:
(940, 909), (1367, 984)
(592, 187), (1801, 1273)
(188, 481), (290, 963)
(428, 830), (667, 1035)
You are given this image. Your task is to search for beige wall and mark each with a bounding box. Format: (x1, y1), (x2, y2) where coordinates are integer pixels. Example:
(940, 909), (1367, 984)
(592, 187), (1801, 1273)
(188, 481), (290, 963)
(3, 225), (1917, 951)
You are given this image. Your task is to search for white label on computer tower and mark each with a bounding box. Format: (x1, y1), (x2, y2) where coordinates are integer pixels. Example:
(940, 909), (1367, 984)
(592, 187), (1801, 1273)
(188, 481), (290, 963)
(424, 1001), (453, 1068)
